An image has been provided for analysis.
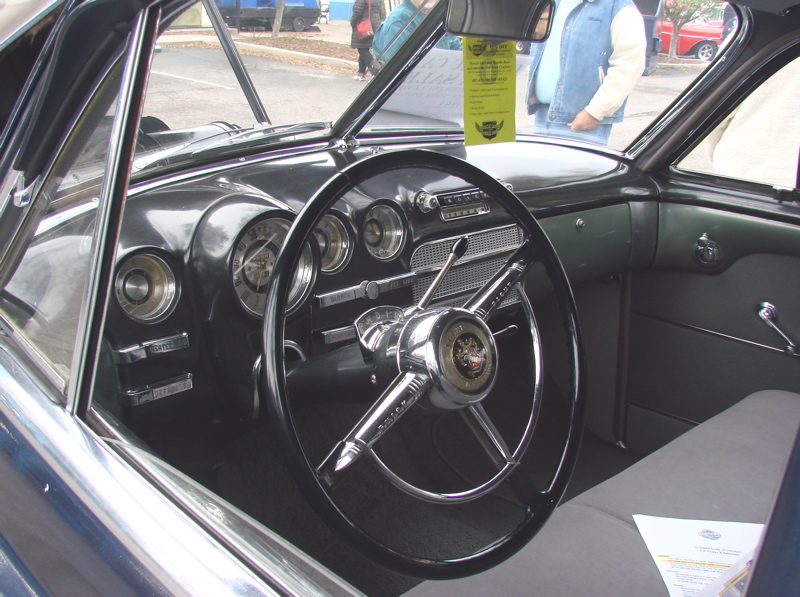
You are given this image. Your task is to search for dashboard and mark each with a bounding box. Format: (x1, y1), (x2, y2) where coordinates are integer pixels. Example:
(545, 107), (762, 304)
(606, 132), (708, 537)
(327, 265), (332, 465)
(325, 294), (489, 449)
(101, 141), (653, 427)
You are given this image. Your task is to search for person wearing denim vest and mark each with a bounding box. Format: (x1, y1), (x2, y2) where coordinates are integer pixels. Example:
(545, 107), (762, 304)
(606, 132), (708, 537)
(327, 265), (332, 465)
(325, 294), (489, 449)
(525, 0), (646, 145)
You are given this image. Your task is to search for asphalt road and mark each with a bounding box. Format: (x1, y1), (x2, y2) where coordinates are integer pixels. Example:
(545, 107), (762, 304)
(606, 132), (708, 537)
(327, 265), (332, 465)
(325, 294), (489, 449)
(143, 44), (706, 153)
(144, 45), (366, 130)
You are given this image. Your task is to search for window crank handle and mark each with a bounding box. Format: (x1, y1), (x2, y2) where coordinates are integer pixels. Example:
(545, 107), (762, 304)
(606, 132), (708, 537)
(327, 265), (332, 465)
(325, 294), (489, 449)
(758, 302), (798, 356)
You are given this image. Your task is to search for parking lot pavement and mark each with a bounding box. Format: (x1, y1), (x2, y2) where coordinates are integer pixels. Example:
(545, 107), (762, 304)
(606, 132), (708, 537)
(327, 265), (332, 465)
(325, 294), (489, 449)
(156, 21), (709, 152)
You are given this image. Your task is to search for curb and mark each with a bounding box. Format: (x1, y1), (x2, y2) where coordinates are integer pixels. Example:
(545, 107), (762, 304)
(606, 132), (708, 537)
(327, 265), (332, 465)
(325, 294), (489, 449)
(158, 36), (358, 71)
(235, 40), (358, 70)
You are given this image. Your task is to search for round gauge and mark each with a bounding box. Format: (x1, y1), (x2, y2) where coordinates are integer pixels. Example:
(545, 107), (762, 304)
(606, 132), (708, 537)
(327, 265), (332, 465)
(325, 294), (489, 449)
(355, 306), (404, 337)
(362, 204), (405, 261)
(115, 253), (178, 323)
(231, 217), (314, 317)
(314, 214), (351, 273)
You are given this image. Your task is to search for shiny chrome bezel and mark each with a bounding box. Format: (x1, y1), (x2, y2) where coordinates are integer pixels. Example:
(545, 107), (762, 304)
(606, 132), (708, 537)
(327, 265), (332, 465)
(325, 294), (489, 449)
(114, 253), (178, 323)
(231, 216), (315, 318)
(362, 203), (406, 261)
(315, 213), (352, 273)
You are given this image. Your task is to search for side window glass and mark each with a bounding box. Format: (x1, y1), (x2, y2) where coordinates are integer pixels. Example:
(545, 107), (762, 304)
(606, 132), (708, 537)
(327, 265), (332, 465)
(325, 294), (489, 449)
(0, 66), (123, 390)
(678, 57), (800, 189)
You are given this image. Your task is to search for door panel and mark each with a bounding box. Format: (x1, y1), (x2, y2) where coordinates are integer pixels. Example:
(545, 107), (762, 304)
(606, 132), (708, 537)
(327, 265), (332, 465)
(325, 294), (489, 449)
(626, 203), (800, 454)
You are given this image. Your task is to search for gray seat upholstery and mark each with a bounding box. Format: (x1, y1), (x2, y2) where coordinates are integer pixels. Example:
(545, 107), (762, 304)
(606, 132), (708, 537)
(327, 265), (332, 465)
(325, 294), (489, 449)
(408, 390), (800, 596)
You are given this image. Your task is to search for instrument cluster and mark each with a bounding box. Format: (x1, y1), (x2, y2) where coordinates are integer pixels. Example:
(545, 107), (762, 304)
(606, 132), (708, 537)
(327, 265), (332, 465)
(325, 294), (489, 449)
(113, 182), (489, 324)
(227, 201), (408, 319)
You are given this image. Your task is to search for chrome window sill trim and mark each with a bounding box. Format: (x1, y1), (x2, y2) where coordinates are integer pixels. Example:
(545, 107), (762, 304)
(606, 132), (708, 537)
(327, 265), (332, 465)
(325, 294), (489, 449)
(93, 410), (361, 597)
(0, 348), (276, 596)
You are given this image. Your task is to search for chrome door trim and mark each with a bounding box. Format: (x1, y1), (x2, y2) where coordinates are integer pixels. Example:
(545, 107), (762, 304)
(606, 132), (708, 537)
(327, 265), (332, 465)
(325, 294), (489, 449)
(93, 406), (364, 597)
(0, 342), (282, 596)
(67, 8), (152, 414)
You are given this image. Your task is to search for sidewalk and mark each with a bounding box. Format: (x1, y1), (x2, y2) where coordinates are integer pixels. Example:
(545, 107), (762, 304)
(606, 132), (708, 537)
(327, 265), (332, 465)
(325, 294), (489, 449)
(313, 20), (352, 45)
(160, 20), (358, 70)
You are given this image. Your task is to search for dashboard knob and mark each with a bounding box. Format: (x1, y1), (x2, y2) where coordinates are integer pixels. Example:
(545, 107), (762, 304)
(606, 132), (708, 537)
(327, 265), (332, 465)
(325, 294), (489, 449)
(416, 191), (439, 213)
(364, 281), (380, 300)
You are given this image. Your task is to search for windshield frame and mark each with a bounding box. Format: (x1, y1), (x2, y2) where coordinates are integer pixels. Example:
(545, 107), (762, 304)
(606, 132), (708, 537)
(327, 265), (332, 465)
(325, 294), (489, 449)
(332, 0), (452, 143)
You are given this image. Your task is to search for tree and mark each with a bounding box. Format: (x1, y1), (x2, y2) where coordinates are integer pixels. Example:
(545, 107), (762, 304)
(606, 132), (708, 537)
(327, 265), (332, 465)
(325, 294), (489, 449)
(663, 0), (720, 59)
(272, 0), (286, 38)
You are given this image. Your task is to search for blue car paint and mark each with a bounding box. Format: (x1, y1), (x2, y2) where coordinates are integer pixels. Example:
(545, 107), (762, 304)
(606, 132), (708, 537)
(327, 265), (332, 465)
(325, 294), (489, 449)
(215, 0), (321, 30)
(0, 409), (167, 596)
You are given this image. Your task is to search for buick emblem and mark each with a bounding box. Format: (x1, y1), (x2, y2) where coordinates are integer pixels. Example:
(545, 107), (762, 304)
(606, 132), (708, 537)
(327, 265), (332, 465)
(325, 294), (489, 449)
(453, 333), (487, 379)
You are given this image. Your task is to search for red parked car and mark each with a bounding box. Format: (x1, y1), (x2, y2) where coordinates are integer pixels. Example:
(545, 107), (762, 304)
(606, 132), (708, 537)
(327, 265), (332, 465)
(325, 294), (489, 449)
(660, 19), (724, 60)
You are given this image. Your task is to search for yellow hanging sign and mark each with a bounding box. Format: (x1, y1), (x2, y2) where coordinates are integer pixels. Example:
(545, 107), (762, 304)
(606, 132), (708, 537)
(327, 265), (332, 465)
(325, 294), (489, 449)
(463, 38), (516, 146)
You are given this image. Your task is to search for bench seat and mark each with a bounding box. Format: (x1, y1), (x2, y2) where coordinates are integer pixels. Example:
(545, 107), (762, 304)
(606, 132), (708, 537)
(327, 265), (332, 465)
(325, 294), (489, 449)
(408, 390), (800, 596)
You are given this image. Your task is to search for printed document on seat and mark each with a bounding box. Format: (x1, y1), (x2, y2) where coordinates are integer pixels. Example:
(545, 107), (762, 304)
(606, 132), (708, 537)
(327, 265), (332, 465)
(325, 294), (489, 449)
(632, 514), (764, 597)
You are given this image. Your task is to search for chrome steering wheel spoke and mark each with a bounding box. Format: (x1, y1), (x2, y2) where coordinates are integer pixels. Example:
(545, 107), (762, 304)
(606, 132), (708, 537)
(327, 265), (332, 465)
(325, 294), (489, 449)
(463, 240), (536, 320)
(462, 403), (516, 469)
(316, 371), (431, 487)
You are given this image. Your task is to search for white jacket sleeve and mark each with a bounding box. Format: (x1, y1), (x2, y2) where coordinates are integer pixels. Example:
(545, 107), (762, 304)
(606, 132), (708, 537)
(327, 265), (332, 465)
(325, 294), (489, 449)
(585, 6), (647, 121)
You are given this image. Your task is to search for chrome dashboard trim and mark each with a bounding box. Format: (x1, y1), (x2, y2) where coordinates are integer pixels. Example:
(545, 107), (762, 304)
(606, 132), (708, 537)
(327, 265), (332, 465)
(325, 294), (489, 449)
(315, 273), (417, 308)
(320, 325), (357, 344)
(410, 224), (524, 274)
(112, 332), (190, 364)
(127, 140), (333, 197)
(121, 373), (194, 406)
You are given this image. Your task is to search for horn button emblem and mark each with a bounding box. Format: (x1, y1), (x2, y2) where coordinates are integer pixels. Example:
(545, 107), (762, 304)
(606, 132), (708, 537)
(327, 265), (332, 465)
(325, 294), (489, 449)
(438, 317), (496, 398)
(454, 334), (487, 379)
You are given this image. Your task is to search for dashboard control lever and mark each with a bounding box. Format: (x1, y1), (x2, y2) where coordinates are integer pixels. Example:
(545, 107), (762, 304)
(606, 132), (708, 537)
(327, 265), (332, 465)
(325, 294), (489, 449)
(492, 324), (519, 339)
(415, 236), (468, 311)
(758, 302), (798, 355)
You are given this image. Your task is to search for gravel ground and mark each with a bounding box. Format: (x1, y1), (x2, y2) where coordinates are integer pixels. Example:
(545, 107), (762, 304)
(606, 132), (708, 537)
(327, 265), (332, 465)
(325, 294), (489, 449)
(235, 33), (356, 61)
(164, 25), (356, 62)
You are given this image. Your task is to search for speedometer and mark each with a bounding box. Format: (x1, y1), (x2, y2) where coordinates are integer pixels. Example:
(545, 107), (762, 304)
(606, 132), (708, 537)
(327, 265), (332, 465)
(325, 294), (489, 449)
(231, 217), (314, 317)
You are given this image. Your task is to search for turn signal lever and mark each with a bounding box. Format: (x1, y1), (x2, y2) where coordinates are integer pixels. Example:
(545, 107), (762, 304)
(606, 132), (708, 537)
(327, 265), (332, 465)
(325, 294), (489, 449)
(410, 236), (469, 313)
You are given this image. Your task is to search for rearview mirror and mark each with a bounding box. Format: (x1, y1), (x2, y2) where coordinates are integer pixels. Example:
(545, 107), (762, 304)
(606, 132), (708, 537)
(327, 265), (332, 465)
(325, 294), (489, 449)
(446, 0), (554, 42)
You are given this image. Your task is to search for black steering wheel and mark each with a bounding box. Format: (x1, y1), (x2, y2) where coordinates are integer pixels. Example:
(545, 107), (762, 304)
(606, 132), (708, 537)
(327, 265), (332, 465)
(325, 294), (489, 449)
(263, 149), (584, 579)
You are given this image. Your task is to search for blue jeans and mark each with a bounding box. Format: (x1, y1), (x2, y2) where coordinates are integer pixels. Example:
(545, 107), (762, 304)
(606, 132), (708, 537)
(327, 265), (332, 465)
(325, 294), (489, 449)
(532, 105), (613, 146)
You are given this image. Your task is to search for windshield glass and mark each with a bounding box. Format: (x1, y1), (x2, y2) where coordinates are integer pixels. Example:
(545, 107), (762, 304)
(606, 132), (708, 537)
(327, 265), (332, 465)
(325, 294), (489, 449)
(134, 0), (738, 174)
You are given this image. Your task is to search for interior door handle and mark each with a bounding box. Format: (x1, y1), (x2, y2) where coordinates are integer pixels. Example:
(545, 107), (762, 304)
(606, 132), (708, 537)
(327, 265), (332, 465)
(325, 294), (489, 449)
(758, 302), (798, 356)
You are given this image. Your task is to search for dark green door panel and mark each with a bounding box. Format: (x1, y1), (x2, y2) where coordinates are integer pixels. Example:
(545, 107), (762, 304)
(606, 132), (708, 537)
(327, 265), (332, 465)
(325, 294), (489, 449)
(653, 203), (800, 271)
(633, 254), (800, 355)
(625, 203), (800, 454)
